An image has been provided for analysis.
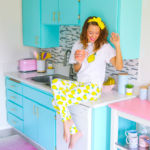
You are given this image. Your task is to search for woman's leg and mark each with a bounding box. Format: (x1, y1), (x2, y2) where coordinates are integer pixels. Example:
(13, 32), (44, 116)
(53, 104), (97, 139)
(65, 82), (101, 149)
(52, 79), (80, 142)
(51, 79), (102, 147)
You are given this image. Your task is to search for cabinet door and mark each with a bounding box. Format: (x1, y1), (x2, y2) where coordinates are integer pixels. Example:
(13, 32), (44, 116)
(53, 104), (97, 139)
(92, 106), (111, 150)
(119, 0), (142, 59)
(42, 0), (59, 24)
(22, 0), (40, 47)
(37, 105), (56, 150)
(59, 0), (79, 25)
(23, 98), (38, 142)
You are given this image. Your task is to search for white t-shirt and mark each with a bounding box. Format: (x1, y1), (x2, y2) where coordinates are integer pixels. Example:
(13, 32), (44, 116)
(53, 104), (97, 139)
(69, 40), (116, 87)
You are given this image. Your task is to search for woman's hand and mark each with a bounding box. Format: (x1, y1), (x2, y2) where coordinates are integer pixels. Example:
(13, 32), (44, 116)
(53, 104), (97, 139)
(75, 49), (88, 64)
(110, 32), (123, 70)
(110, 32), (120, 48)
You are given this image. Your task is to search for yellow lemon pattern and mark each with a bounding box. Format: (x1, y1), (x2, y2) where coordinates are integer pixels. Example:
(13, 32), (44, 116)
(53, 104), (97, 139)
(51, 78), (102, 134)
(52, 79), (58, 84)
(87, 52), (96, 63)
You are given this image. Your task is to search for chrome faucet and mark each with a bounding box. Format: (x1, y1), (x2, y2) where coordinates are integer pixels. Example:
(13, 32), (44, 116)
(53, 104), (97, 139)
(63, 50), (71, 66)
(63, 50), (76, 79)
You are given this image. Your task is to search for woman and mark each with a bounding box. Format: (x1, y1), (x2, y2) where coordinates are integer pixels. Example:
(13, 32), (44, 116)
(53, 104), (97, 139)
(52, 16), (123, 149)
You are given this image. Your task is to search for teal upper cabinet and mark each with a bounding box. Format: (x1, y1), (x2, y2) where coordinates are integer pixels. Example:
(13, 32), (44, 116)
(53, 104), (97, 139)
(22, 0), (59, 48)
(58, 0), (79, 25)
(42, 0), (80, 25)
(80, 0), (142, 59)
(42, 0), (59, 25)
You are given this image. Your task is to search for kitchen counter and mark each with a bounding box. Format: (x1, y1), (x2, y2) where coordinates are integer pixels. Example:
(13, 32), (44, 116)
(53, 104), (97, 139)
(5, 72), (136, 108)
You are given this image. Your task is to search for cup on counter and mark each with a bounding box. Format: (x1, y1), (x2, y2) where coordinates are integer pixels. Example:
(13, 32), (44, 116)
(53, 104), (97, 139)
(125, 130), (138, 148)
(37, 60), (46, 73)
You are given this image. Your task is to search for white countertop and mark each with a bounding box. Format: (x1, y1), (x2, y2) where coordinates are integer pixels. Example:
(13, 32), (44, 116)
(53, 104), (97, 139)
(5, 72), (137, 108)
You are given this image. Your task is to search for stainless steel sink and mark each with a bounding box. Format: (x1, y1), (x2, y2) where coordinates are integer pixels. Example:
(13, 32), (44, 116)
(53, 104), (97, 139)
(28, 74), (75, 86)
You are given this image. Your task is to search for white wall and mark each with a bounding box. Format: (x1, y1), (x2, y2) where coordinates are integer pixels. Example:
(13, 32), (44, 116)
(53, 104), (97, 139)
(0, 0), (37, 130)
(137, 0), (150, 86)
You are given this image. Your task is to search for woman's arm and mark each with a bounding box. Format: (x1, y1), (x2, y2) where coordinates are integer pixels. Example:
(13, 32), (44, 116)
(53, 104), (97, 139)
(110, 32), (123, 70)
(73, 62), (82, 72)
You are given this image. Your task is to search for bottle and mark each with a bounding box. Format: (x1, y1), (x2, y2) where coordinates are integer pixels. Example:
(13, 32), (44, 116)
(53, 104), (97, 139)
(47, 60), (55, 74)
(118, 73), (128, 95)
(139, 86), (148, 100)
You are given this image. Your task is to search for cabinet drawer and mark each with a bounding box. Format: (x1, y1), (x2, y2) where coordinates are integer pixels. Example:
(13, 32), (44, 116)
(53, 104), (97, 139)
(7, 113), (23, 132)
(7, 101), (23, 119)
(7, 90), (23, 106)
(23, 85), (54, 110)
(6, 78), (22, 94)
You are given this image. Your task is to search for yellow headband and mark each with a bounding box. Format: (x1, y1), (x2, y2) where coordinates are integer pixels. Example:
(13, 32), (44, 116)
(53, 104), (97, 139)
(88, 17), (105, 30)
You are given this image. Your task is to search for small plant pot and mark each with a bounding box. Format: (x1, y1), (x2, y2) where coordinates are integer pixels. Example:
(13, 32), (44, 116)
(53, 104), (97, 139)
(126, 88), (133, 95)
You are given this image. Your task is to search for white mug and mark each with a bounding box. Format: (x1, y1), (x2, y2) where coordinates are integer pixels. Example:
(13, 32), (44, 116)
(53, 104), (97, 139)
(37, 60), (46, 72)
(126, 136), (138, 148)
(125, 130), (138, 138)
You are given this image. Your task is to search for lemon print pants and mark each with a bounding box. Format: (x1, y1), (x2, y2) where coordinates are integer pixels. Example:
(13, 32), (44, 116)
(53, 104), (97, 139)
(51, 78), (101, 134)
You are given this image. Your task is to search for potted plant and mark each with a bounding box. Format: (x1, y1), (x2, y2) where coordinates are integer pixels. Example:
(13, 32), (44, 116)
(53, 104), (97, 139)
(125, 84), (134, 95)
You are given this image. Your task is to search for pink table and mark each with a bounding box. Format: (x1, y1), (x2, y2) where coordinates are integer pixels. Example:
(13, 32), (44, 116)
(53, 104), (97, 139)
(109, 98), (150, 121)
(109, 98), (150, 150)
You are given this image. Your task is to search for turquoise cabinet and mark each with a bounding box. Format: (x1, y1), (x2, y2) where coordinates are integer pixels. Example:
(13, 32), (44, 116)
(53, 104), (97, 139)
(6, 76), (113, 150)
(22, 0), (59, 48)
(41, 0), (59, 25)
(6, 78), (24, 132)
(80, 0), (142, 59)
(58, 0), (79, 25)
(92, 106), (111, 150)
(22, 84), (56, 150)
(37, 103), (56, 150)
(23, 97), (56, 150)
(42, 0), (79, 25)
(23, 98), (37, 142)
(6, 77), (56, 150)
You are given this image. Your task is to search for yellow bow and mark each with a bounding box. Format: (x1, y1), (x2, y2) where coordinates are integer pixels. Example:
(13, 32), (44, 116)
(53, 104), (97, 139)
(88, 17), (105, 30)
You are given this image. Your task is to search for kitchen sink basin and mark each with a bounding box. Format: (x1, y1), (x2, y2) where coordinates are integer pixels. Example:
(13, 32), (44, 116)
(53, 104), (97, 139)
(28, 74), (75, 86)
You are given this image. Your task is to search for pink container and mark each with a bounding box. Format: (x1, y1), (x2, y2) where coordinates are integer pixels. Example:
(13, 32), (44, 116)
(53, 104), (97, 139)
(102, 85), (115, 92)
(18, 58), (37, 72)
